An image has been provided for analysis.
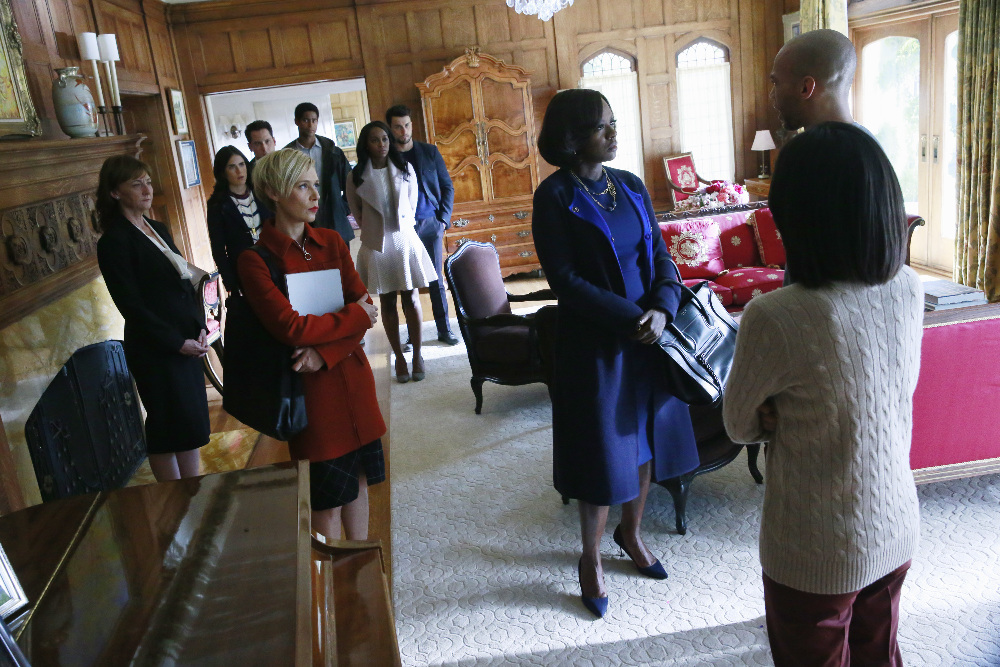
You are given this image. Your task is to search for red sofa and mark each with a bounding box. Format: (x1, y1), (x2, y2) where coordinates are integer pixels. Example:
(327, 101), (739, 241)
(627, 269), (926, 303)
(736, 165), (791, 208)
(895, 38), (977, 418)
(658, 206), (784, 312)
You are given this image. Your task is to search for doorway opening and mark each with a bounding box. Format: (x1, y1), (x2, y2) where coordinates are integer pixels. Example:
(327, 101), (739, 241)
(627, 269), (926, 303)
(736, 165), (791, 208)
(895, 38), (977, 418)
(204, 78), (369, 166)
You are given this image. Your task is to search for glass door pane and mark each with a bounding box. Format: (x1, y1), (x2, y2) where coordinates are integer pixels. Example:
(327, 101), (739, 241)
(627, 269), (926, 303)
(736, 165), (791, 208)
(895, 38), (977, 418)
(861, 36), (921, 214)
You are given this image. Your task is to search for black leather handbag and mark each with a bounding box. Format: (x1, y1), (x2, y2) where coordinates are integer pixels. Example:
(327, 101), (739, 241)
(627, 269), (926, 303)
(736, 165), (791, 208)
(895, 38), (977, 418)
(222, 247), (308, 440)
(655, 280), (739, 406)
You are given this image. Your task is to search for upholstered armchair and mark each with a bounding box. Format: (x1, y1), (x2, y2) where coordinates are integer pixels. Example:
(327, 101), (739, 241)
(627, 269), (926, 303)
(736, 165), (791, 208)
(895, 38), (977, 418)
(662, 152), (712, 208)
(200, 271), (224, 394)
(444, 241), (556, 414)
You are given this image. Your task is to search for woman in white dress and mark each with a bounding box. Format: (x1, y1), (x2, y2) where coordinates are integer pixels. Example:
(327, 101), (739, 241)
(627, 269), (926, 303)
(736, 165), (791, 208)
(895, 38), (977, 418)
(347, 121), (437, 383)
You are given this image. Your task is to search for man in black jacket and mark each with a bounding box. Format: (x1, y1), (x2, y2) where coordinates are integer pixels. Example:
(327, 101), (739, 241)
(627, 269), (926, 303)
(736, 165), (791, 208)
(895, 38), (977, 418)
(387, 104), (458, 345)
(285, 102), (354, 243)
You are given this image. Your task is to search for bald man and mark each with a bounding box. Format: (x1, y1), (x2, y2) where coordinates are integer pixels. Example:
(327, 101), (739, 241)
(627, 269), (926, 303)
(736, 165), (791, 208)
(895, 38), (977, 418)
(769, 29), (856, 131)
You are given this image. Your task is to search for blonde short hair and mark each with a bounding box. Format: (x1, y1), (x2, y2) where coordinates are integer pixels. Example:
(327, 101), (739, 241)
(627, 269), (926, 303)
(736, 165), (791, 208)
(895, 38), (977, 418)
(251, 148), (315, 209)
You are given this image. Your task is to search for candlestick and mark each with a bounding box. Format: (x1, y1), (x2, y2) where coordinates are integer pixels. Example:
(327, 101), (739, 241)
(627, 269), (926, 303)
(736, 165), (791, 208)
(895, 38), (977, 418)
(108, 60), (121, 107)
(97, 34), (121, 107)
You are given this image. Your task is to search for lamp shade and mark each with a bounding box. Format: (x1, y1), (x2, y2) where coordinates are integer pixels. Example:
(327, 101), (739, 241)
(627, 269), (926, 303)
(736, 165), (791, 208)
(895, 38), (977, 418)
(77, 32), (100, 61)
(97, 34), (120, 62)
(751, 130), (776, 151)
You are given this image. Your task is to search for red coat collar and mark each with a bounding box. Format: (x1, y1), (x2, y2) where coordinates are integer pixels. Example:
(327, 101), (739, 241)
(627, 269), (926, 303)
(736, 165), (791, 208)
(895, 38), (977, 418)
(257, 220), (328, 257)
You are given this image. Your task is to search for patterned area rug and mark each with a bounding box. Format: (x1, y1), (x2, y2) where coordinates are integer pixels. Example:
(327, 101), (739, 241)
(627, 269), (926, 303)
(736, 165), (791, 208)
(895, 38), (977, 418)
(392, 326), (1000, 666)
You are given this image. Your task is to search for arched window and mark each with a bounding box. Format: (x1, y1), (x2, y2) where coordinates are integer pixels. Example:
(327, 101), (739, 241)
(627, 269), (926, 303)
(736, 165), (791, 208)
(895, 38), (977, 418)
(675, 39), (735, 182)
(579, 51), (644, 178)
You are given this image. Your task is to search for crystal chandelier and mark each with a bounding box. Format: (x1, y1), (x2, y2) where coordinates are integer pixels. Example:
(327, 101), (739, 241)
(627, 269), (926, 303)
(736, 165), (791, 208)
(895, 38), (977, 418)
(506, 0), (574, 22)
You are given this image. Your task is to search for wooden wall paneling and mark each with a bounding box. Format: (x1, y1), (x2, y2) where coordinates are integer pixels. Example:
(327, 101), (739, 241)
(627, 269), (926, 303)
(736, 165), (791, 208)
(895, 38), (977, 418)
(94, 0), (159, 94)
(358, 0), (558, 144)
(169, 0), (364, 94)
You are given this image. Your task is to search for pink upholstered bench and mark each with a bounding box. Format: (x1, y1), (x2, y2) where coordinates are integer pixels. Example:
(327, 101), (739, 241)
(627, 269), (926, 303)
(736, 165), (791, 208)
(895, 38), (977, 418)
(911, 302), (1000, 482)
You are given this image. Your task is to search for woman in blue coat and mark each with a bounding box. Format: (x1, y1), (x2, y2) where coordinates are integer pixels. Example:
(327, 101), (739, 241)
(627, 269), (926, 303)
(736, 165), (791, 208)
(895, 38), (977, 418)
(532, 89), (699, 618)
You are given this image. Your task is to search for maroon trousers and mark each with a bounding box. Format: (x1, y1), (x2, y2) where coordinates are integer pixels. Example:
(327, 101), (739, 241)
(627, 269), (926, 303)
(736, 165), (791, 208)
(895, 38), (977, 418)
(763, 561), (911, 667)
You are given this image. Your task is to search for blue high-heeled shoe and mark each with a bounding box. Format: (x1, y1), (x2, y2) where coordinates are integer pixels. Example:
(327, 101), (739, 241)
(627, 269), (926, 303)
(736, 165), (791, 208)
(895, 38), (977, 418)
(578, 558), (608, 618)
(612, 525), (668, 580)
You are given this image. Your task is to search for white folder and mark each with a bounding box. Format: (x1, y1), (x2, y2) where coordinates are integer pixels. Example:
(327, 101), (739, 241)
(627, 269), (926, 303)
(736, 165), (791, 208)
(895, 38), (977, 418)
(285, 269), (344, 316)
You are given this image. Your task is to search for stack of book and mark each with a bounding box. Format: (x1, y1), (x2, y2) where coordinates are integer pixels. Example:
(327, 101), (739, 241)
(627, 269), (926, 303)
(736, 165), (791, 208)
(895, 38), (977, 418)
(923, 279), (988, 311)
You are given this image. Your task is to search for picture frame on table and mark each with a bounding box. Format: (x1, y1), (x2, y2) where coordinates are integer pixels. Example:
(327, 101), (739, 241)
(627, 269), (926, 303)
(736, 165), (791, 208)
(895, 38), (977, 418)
(177, 139), (201, 188)
(333, 119), (358, 150)
(0, 0), (41, 137)
(168, 88), (189, 135)
(0, 543), (27, 623)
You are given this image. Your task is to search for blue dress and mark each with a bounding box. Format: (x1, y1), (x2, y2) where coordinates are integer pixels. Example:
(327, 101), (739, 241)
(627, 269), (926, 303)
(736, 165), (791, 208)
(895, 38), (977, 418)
(532, 168), (699, 506)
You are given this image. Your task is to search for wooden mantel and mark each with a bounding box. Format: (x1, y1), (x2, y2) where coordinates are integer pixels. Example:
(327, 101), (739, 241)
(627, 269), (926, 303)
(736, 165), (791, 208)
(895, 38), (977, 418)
(0, 135), (145, 331)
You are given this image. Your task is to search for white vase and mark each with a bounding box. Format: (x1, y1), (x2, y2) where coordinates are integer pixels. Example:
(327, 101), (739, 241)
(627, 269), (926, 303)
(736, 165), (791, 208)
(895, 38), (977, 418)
(52, 67), (99, 138)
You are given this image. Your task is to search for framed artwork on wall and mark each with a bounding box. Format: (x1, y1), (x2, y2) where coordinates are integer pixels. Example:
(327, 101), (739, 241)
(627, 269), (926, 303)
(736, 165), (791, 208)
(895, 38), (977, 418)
(0, 0), (41, 137)
(177, 139), (200, 188)
(333, 119), (358, 150)
(168, 88), (189, 135)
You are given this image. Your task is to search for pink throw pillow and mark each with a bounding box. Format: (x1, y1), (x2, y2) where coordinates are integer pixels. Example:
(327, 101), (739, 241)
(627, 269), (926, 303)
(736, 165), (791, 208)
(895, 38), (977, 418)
(659, 219), (726, 279)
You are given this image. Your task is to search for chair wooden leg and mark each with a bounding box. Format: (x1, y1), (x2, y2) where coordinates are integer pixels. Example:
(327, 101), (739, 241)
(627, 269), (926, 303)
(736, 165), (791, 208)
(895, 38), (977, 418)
(661, 475), (692, 535)
(747, 444), (763, 484)
(561, 495), (569, 505)
(471, 377), (484, 415)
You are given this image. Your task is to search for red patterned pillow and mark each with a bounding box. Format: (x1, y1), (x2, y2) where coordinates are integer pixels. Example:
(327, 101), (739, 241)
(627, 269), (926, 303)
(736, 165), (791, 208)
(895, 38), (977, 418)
(683, 278), (733, 307)
(659, 219), (725, 279)
(748, 208), (785, 268)
(719, 223), (761, 268)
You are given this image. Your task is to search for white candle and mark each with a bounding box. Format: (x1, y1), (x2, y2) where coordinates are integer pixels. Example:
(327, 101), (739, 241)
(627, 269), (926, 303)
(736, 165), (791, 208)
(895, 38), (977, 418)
(97, 34), (121, 107)
(90, 60), (106, 108)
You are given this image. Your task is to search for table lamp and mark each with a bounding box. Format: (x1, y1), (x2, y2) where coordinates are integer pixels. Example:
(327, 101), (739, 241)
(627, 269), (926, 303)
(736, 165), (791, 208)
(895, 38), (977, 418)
(751, 130), (776, 178)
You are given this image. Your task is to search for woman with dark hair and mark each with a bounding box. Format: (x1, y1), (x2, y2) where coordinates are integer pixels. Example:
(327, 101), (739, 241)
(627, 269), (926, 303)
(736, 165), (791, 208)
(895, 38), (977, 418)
(347, 120), (436, 383)
(95, 155), (211, 481)
(206, 145), (268, 295)
(723, 122), (922, 665)
(532, 89), (699, 618)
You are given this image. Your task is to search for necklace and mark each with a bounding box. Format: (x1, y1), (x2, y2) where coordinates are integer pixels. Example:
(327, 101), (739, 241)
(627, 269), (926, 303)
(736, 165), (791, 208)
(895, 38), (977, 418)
(570, 168), (617, 211)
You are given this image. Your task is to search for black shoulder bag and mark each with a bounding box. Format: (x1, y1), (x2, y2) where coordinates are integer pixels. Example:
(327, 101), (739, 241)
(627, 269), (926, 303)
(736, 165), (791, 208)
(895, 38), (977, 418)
(654, 280), (739, 406)
(222, 247), (308, 440)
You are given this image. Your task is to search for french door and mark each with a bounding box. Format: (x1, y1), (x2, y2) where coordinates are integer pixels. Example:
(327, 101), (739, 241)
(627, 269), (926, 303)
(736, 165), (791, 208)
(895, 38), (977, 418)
(853, 6), (959, 275)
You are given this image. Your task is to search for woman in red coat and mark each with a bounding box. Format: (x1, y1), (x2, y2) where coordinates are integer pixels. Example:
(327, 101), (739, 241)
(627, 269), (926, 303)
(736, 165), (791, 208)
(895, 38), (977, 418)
(238, 148), (386, 540)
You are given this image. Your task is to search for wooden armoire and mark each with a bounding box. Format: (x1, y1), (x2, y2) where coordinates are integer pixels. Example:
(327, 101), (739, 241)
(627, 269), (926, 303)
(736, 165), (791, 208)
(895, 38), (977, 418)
(417, 48), (541, 276)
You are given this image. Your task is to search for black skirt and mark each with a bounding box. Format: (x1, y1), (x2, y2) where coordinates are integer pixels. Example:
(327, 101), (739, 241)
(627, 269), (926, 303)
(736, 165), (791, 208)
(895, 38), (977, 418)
(309, 439), (386, 511)
(125, 341), (211, 455)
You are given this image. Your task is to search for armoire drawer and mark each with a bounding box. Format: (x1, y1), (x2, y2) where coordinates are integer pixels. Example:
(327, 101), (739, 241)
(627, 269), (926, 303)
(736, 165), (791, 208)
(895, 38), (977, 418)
(450, 208), (532, 232)
(446, 225), (534, 253)
(496, 242), (539, 272)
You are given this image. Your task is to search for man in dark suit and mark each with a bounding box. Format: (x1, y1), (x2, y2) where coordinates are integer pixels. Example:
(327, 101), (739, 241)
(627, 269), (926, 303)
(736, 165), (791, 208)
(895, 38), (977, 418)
(387, 104), (458, 345)
(284, 102), (354, 243)
(244, 119), (276, 182)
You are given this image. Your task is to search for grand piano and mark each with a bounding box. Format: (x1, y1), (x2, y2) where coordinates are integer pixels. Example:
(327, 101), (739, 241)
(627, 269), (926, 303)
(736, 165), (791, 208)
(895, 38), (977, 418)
(0, 461), (400, 665)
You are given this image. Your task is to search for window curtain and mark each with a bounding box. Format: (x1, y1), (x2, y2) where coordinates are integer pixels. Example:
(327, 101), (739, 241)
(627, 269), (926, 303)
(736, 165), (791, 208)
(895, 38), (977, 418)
(676, 63), (735, 182)
(800, 0), (847, 35)
(579, 72), (644, 180)
(956, 0), (1000, 300)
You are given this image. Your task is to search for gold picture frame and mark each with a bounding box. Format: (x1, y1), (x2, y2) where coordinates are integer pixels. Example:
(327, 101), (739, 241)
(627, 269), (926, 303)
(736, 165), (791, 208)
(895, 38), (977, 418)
(0, 0), (41, 137)
(168, 88), (188, 135)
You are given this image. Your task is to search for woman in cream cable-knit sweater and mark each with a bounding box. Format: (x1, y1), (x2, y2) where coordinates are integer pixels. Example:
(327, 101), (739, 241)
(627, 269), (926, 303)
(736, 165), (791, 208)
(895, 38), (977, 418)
(723, 123), (923, 666)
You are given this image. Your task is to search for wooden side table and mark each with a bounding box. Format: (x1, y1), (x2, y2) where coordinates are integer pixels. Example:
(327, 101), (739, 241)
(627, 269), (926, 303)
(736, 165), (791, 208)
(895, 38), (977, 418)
(744, 177), (771, 200)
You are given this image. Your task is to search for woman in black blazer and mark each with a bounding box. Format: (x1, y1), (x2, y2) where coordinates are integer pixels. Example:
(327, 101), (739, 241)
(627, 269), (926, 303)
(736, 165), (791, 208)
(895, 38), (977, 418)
(206, 146), (267, 296)
(96, 155), (211, 481)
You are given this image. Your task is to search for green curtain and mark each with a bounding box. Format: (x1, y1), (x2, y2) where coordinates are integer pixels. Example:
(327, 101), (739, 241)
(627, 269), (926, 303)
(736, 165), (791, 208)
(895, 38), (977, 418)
(800, 0), (848, 35)
(956, 0), (1000, 300)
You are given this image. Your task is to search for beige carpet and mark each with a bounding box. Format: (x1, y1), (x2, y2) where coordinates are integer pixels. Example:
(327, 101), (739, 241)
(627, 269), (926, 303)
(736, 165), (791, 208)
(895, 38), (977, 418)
(391, 322), (1000, 666)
